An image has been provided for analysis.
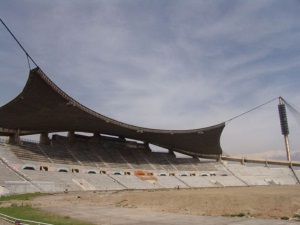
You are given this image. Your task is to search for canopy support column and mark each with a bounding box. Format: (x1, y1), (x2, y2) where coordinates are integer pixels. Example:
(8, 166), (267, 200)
(168, 149), (175, 156)
(9, 129), (21, 144)
(68, 131), (75, 142)
(40, 132), (50, 145)
(91, 132), (101, 143)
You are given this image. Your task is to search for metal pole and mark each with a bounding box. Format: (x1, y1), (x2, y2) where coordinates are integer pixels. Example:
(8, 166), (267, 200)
(279, 97), (291, 161)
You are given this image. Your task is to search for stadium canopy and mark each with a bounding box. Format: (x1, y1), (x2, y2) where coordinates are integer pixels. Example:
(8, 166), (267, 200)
(0, 68), (225, 156)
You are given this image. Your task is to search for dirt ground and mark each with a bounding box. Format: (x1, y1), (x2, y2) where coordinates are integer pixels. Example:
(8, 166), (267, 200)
(26, 185), (300, 220)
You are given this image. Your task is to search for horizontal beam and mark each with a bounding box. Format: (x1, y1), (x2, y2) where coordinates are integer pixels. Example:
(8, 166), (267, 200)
(221, 156), (300, 167)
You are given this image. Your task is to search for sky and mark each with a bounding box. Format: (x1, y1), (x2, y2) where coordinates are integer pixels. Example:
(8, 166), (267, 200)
(0, 0), (300, 157)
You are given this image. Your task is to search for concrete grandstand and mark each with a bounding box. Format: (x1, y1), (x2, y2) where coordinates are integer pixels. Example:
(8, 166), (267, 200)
(0, 68), (299, 196)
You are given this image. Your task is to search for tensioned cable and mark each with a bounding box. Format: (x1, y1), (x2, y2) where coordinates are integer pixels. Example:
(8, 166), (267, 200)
(283, 98), (300, 111)
(0, 18), (38, 69)
(225, 97), (279, 123)
(283, 98), (300, 126)
(26, 53), (31, 70)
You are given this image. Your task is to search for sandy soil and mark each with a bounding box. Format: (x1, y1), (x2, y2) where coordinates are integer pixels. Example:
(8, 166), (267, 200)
(24, 185), (300, 220)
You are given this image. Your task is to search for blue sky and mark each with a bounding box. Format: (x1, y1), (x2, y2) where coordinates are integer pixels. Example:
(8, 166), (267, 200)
(0, 0), (300, 157)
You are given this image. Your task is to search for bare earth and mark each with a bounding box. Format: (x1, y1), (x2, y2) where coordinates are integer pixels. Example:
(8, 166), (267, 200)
(2, 186), (300, 224)
(27, 185), (300, 220)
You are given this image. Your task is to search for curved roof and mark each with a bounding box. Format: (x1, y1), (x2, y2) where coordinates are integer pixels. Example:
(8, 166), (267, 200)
(0, 68), (225, 156)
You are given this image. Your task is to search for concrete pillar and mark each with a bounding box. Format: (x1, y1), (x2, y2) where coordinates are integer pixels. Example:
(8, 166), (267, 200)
(119, 136), (126, 141)
(9, 129), (21, 144)
(68, 131), (75, 142)
(241, 157), (245, 165)
(91, 132), (101, 143)
(39, 132), (50, 145)
(168, 149), (175, 156)
(8, 134), (16, 143)
(144, 142), (151, 151)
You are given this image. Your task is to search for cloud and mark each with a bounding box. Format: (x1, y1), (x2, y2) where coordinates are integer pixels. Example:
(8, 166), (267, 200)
(0, 0), (300, 156)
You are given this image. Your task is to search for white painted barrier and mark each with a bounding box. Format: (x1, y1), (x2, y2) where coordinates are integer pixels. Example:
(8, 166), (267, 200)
(0, 213), (53, 225)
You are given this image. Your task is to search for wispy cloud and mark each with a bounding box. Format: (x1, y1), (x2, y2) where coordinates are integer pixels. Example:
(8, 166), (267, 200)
(0, 0), (299, 155)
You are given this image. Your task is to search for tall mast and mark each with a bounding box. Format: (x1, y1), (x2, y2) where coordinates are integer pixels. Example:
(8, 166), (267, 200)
(278, 97), (291, 161)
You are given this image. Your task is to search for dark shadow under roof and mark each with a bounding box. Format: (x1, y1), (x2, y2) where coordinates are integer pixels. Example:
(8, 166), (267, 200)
(0, 68), (225, 156)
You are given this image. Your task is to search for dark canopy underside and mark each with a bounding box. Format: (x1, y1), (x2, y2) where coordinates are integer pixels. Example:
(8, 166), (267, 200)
(0, 68), (225, 156)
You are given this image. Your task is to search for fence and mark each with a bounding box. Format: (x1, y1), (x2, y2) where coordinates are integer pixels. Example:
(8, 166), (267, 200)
(0, 213), (53, 225)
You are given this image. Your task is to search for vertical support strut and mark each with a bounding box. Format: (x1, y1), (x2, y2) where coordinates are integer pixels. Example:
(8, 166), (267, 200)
(278, 97), (291, 161)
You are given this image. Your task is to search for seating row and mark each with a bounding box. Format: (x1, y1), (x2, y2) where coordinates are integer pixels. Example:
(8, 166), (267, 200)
(7, 141), (218, 172)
